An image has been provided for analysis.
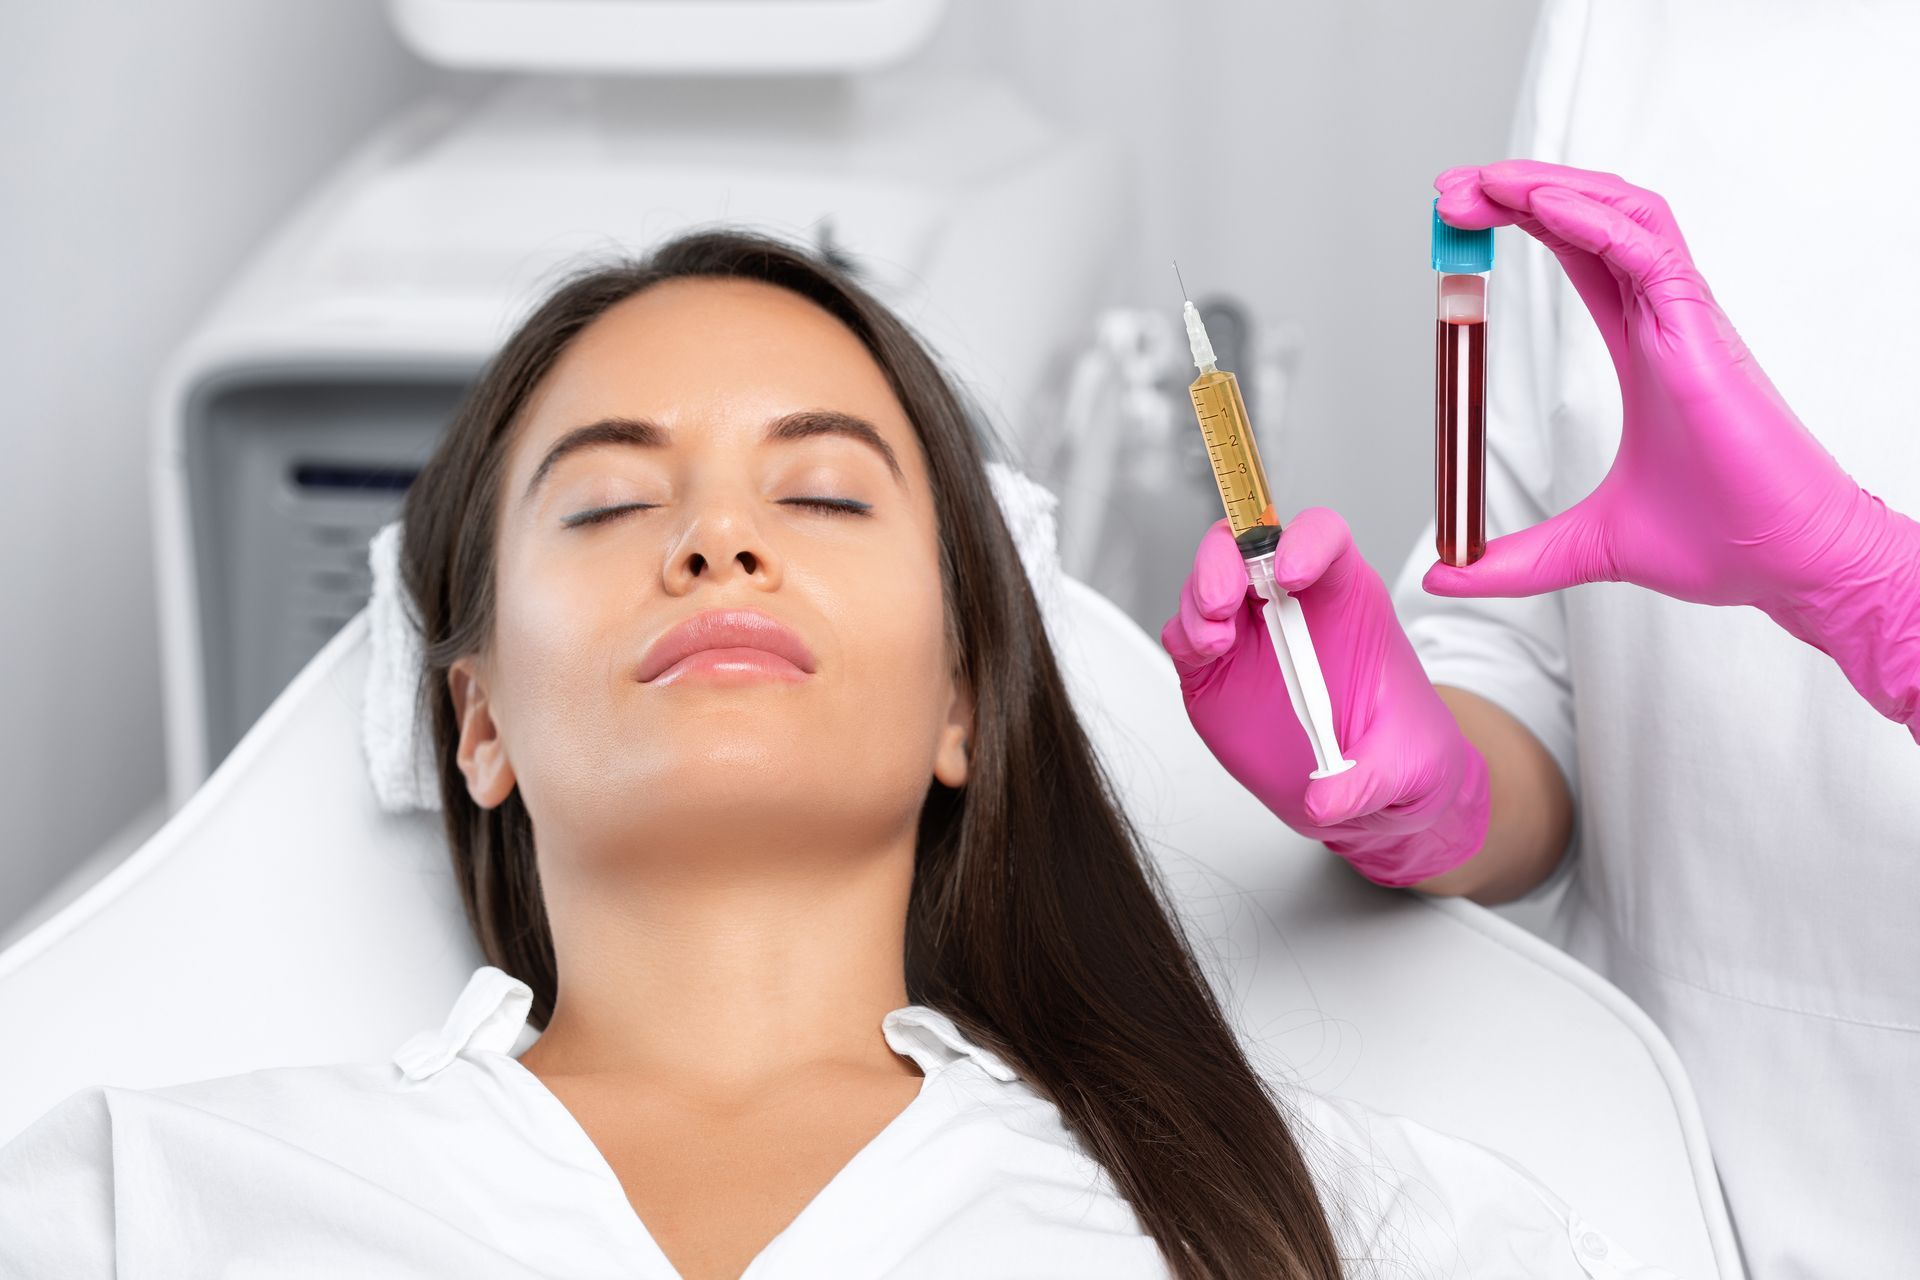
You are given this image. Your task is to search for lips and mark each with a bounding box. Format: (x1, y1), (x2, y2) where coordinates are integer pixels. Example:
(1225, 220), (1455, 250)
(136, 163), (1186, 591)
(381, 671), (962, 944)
(636, 609), (818, 684)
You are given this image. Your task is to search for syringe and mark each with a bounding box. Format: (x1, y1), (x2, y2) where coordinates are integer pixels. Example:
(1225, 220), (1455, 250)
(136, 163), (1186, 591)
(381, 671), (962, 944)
(1176, 268), (1355, 779)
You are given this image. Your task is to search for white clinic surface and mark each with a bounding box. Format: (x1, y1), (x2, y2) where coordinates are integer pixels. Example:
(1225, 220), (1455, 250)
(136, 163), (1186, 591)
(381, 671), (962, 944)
(1392, 2), (1920, 1276)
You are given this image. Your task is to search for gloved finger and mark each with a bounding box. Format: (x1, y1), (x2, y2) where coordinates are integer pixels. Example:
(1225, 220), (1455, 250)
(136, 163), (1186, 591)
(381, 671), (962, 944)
(1436, 178), (1589, 271)
(1524, 187), (1725, 355)
(1421, 498), (1614, 598)
(1439, 160), (1676, 237)
(1160, 522), (1252, 671)
(1434, 159), (1604, 229)
(1433, 176), (1527, 231)
(1190, 518), (1253, 619)
(1435, 171), (1602, 276)
(1437, 170), (1629, 360)
(1474, 160), (1688, 247)
(1159, 571), (1238, 675)
(1271, 507), (1358, 594)
(1523, 186), (1697, 304)
(1302, 750), (1399, 828)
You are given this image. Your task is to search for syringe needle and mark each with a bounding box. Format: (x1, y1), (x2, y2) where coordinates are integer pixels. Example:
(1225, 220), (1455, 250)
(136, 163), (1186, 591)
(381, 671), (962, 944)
(1172, 259), (1190, 302)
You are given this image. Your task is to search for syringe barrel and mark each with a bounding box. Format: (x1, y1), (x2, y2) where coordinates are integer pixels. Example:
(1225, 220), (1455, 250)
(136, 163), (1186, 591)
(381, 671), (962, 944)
(1187, 368), (1282, 559)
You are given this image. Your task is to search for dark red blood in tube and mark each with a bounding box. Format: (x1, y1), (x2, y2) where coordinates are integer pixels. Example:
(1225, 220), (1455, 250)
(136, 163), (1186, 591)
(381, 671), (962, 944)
(1435, 316), (1486, 567)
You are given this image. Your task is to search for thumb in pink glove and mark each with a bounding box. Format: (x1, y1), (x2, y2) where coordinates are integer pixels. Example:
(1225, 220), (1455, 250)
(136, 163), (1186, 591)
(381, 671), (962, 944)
(1426, 160), (1920, 738)
(1161, 509), (1490, 887)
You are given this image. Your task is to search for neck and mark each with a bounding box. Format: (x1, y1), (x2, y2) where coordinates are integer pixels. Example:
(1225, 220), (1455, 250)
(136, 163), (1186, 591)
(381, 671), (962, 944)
(517, 827), (919, 1095)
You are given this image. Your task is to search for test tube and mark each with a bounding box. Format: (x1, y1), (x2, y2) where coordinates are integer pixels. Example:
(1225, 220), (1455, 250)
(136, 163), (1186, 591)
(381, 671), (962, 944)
(1432, 198), (1493, 568)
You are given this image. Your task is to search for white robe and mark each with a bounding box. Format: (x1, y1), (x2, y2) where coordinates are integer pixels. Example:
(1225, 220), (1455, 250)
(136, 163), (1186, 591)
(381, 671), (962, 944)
(1391, 3), (1920, 1276)
(0, 964), (1673, 1278)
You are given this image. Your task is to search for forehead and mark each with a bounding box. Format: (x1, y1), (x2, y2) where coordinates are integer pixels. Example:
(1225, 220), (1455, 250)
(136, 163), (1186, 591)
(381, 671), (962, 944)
(511, 276), (920, 473)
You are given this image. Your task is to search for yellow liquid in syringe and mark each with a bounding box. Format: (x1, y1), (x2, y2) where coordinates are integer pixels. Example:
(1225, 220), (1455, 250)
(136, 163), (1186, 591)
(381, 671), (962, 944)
(1188, 368), (1282, 557)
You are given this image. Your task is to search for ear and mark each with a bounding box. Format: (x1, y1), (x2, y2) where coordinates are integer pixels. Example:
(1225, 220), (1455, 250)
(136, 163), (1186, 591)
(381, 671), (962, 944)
(932, 673), (975, 790)
(448, 657), (517, 809)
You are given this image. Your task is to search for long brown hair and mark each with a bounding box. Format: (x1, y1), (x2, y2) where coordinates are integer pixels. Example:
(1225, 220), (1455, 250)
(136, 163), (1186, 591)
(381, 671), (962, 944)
(399, 231), (1343, 1279)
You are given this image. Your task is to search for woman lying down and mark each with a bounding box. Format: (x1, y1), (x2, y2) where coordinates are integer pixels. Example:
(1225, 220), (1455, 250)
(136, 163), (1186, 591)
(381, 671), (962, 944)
(0, 231), (1677, 1279)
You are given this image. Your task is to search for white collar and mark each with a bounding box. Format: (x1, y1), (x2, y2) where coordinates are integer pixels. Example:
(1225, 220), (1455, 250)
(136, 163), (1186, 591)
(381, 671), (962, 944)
(393, 965), (1020, 1084)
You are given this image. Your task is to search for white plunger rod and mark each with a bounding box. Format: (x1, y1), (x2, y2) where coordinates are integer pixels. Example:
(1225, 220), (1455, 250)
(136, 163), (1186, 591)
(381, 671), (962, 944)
(1246, 552), (1356, 779)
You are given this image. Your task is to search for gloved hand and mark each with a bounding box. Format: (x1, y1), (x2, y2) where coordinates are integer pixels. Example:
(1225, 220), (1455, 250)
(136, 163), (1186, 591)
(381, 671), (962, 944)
(1426, 160), (1920, 739)
(1161, 510), (1490, 887)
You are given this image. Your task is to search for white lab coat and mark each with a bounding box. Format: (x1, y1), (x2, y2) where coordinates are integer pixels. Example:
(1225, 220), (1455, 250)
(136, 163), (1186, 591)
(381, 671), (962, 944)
(1391, 3), (1920, 1277)
(0, 965), (1672, 1278)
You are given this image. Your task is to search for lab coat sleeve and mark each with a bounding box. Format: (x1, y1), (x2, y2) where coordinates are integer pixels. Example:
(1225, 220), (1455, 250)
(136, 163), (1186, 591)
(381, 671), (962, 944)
(1388, 0), (1591, 897)
(1292, 1089), (1685, 1279)
(0, 1087), (118, 1279)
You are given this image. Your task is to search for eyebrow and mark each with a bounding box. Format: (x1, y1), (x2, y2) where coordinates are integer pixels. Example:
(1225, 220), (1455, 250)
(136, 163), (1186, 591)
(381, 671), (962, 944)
(521, 410), (906, 503)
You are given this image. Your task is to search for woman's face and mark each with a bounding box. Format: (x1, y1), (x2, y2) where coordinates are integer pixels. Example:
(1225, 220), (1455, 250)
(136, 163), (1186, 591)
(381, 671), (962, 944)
(449, 278), (972, 868)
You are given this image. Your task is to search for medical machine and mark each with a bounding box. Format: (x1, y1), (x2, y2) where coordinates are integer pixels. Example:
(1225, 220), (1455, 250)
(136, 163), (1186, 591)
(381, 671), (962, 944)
(153, 0), (1124, 807)
(1178, 272), (1354, 779)
(1433, 199), (1493, 568)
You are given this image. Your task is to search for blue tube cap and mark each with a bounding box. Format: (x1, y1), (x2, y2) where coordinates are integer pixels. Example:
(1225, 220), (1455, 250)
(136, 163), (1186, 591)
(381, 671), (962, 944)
(1432, 197), (1493, 273)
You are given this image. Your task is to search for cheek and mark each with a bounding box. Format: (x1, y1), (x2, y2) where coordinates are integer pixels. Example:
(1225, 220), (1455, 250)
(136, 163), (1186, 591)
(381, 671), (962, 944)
(841, 559), (952, 737)
(488, 546), (632, 737)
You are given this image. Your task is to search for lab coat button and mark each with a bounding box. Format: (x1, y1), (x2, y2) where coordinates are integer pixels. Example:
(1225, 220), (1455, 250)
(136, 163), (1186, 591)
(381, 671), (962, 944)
(1578, 1230), (1609, 1260)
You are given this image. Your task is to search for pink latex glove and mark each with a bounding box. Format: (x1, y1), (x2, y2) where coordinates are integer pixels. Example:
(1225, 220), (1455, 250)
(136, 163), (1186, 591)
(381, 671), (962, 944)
(1160, 510), (1490, 887)
(1427, 160), (1920, 739)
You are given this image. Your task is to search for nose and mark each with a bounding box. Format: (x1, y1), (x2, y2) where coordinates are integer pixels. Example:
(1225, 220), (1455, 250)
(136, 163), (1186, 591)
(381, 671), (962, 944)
(662, 501), (782, 595)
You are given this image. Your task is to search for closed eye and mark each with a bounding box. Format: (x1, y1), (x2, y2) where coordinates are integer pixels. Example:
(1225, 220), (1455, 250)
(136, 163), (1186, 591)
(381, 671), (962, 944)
(561, 497), (871, 529)
(561, 502), (657, 529)
(781, 497), (872, 517)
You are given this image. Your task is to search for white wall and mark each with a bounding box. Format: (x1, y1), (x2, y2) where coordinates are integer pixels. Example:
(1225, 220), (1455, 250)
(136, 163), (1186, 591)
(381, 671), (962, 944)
(0, 0), (1537, 939)
(925, 0), (1540, 568)
(0, 4), (439, 934)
